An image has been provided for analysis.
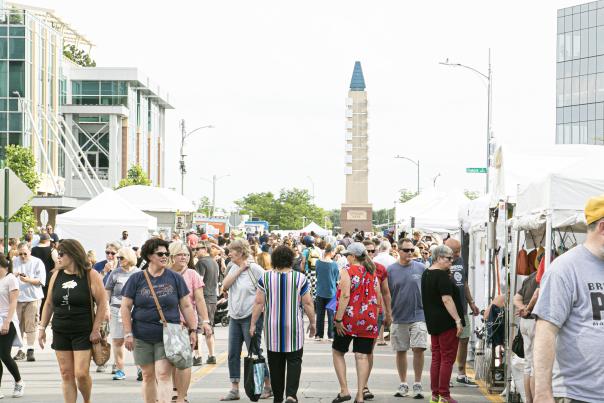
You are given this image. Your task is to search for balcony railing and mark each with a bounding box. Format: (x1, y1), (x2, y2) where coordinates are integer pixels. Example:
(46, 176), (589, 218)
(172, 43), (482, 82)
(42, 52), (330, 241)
(72, 167), (109, 180)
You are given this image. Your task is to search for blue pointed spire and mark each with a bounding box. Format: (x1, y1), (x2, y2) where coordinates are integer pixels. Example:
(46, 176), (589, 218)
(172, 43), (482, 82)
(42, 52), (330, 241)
(349, 61), (366, 91)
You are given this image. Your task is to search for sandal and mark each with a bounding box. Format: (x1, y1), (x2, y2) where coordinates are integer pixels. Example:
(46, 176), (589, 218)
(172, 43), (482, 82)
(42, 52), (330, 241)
(332, 394), (352, 403)
(220, 390), (241, 401)
(260, 387), (273, 399)
(363, 387), (374, 400)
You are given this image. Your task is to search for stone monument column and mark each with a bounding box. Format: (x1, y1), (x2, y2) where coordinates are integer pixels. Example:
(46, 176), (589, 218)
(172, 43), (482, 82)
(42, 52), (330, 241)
(341, 61), (372, 233)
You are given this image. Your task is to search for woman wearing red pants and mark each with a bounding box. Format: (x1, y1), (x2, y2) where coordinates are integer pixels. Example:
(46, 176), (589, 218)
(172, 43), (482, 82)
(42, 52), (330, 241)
(421, 245), (464, 403)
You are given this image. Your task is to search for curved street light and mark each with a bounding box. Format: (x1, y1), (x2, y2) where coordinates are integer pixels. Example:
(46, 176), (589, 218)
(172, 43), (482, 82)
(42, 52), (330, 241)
(180, 120), (214, 195)
(394, 155), (420, 195)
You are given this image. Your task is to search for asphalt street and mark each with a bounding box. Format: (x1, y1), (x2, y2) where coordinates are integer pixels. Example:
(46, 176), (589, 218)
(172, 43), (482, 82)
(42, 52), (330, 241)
(4, 325), (495, 402)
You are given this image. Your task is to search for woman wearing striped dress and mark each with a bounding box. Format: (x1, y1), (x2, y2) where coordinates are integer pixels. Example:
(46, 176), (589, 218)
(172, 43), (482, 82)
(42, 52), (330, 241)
(250, 245), (316, 403)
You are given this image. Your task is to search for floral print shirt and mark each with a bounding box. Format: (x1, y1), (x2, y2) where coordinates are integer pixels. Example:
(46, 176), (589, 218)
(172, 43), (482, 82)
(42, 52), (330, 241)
(336, 264), (379, 338)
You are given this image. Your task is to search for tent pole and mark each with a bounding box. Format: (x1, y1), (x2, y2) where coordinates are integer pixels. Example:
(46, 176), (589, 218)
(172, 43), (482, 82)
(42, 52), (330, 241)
(545, 214), (552, 272)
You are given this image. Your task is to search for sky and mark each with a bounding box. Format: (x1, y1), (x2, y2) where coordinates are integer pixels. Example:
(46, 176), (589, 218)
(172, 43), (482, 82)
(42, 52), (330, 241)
(21, 0), (583, 211)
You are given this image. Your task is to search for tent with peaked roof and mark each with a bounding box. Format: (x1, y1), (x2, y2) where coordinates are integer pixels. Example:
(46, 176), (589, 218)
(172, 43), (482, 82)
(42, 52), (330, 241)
(300, 222), (330, 236)
(56, 189), (157, 257)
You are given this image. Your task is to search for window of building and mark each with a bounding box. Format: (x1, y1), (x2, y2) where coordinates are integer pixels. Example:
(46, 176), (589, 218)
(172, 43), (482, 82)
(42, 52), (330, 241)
(8, 61), (24, 97)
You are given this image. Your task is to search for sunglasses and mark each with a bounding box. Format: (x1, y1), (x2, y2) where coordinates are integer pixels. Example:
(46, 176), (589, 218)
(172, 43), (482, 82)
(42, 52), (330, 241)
(105, 251), (116, 256)
(116, 256), (124, 260)
(58, 251), (65, 257)
(366, 249), (376, 254)
(442, 256), (454, 261)
(401, 248), (415, 253)
(154, 252), (170, 258)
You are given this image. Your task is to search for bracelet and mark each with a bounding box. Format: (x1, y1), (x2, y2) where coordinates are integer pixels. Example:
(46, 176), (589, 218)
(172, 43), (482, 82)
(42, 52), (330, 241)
(202, 320), (211, 324)
(334, 318), (343, 323)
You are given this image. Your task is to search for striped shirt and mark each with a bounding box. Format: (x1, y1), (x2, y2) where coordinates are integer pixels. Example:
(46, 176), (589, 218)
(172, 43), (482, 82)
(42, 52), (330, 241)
(258, 270), (310, 352)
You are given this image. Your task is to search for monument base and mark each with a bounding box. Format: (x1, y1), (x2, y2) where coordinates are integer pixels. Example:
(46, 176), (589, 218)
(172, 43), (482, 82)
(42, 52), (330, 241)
(340, 204), (373, 233)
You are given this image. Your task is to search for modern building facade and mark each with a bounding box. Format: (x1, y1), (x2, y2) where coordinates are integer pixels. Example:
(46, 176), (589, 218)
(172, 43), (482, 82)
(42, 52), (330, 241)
(556, 2), (604, 145)
(341, 61), (372, 232)
(0, 3), (173, 223)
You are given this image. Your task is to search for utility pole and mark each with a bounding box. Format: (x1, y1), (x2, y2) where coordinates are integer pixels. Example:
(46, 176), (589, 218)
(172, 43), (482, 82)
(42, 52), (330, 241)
(201, 174), (230, 216)
(179, 120), (214, 195)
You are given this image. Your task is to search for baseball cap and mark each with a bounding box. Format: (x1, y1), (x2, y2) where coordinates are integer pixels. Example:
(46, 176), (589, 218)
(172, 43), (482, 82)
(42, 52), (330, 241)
(585, 194), (604, 225)
(342, 242), (366, 257)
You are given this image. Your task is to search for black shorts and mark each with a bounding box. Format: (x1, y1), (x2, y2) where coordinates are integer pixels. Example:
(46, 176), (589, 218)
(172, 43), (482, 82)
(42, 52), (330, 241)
(332, 334), (375, 355)
(51, 330), (92, 351)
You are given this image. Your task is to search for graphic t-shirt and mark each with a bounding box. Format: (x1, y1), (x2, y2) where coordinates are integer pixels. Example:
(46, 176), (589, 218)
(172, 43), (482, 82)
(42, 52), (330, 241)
(105, 267), (140, 307)
(121, 269), (190, 343)
(449, 257), (468, 315)
(387, 261), (426, 323)
(533, 245), (604, 402)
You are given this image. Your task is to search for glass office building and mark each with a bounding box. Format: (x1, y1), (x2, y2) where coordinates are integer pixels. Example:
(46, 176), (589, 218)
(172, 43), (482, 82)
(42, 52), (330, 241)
(556, 2), (604, 145)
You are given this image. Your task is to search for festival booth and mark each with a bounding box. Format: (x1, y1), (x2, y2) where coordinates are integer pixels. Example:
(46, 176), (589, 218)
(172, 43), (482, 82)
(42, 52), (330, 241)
(56, 189), (157, 257)
(300, 222), (330, 237)
(115, 185), (196, 234)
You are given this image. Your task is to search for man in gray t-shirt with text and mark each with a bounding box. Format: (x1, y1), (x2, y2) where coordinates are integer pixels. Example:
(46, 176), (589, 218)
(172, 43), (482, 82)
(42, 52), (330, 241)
(533, 195), (604, 403)
(387, 238), (427, 399)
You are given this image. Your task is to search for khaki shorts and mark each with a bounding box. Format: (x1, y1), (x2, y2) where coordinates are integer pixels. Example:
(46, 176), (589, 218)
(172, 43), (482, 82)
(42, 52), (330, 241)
(16, 300), (39, 334)
(133, 338), (167, 367)
(109, 306), (125, 339)
(391, 322), (428, 351)
(459, 314), (472, 339)
(520, 318), (536, 376)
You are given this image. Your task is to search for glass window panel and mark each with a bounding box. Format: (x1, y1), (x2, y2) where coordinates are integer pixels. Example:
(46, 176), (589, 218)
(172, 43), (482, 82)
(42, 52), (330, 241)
(566, 77), (573, 105)
(564, 106), (572, 122)
(565, 7), (573, 16)
(118, 82), (127, 95)
(8, 27), (24, 37)
(8, 133), (20, 146)
(581, 29), (589, 58)
(8, 61), (24, 97)
(572, 76), (580, 104)
(557, 107), (564, 123)
(573, 59), (581, 76)
(598, 26), (604, 55)
(565, 60), (572, 77)
(591, 2), (598, 11)
(598, 102), (604, 119)
(564, 123), (571, 143)
(81, 96), (99, 105)
(599, 8), (604, 24)
(81, 81), (99, 96)
(581, 57), (589, 74)
(8, 112), (20, 132)
(580, 75), (588, 103)
(574, 31), (582, 59)
(557, 124), (564, 143)
(589, 120), (596, 143)
(580, 121), (588, 143)
(72, 81), (81, 95)
(0, 38), (6, 59)
(572, 123), (580, 143)
(558, 8), (565, 17)
(0, 112), (6, 131)
(572, 105), (580, 121)
(8, 99), (17, 111)
(557, 62), (564, 79)
(566, 15), (573, 32)
(588, 102), (596, 119)
(100, 81), (113, 95)
(0, 61), (6, 98)
(100, 96), (112, 105)
(590, 9), (597, 27)
(582, 4), (589, 12)
(589, 28), (597, 56)
(597, 119), (604, 143)
(8, 38), (23, 60)
(0, 27), (6, 37)
(574, 13), (581, 30)
(597, 72), (604, 101)
(582, 12), (589, 29)
(574, 5), (581, 14)
(589, 56), (597, 74)
(581, 103), (588, 120)
(599, 55), (604, 72)
(566, 32), (574, 59)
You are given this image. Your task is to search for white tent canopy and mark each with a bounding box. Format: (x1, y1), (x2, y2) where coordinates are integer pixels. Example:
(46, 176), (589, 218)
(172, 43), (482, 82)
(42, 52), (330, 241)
(56, 189), (157, 258)
(300, 222), (329, 236)
(395, 188), (469, 233)
(115, 185), (196, 213)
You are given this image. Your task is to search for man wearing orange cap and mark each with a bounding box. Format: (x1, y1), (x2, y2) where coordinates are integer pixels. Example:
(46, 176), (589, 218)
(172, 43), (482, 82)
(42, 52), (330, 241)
(533, 194), (604, 403)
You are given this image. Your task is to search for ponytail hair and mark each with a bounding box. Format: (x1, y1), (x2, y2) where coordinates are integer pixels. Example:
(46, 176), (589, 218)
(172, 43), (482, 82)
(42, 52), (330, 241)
(356, 253), (376, 275)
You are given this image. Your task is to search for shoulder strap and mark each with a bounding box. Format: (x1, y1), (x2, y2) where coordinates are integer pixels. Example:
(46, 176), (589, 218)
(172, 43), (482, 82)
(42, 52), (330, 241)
(247, 265), (259, 289)
(87, 270), (95, 327)
(143, 270), (167, 326)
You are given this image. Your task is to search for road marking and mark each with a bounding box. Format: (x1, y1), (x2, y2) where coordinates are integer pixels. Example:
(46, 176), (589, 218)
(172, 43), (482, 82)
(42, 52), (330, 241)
(466, 368), (504, 402)
(191, 351), (228, 383)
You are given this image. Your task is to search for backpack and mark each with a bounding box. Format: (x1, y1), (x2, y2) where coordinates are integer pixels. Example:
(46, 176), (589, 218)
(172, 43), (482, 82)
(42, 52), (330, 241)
(306, 246), (320, 271)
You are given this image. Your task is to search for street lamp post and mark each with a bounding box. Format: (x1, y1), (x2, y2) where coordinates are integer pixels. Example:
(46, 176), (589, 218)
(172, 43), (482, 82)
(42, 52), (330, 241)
(180, 119), (214, 195)
(307, 176), (315, 202)
(440, 49), (492, 194)
(394, 155), (420, 195)
(200, 174), (231, 216)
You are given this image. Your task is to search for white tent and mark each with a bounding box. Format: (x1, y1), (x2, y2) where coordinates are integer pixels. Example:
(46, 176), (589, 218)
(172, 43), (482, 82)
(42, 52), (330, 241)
(115, 185), (196, 213)
(300, 222), (329, 236)
(395, 188), (469, 233)
(56, 189), (157, 257)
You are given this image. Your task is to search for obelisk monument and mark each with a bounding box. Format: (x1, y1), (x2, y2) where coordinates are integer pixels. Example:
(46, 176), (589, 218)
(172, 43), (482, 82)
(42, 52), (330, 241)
(340, 61), (372, 233)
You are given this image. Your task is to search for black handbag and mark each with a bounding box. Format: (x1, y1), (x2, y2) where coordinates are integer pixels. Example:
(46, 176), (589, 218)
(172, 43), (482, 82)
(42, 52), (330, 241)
(512, 328), (525, 358)
(244, 334), (265, 402)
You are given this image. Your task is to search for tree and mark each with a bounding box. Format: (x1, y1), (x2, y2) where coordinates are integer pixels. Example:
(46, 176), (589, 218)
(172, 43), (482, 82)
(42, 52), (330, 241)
(117, 165), (151, 188)
(235, 188), (329, 230)
(464, 190), (480, 200)
(63, 44), (97, 67)
(196, 196), (212, 216)
(328, 209), (341, 231)
(373, 208), (395, 228)
(399, 188), (418, 203)
(2, 145), (40, 233)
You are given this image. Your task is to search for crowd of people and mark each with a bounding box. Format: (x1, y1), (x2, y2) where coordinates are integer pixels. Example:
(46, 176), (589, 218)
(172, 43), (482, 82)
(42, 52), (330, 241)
(0, 194), (602, 403)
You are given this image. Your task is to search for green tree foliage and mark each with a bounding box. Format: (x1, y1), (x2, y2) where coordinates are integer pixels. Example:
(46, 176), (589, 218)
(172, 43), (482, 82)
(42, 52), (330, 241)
(196, 196), (212, 216)
(3, 145), (39, 233)
(117, 165), (151, 188)
(373, 208), (395, 228)
(235, 188), (329, 230)
(399, 188), (418, 203)
(63, 44), (97, 67)
(328, 209), (341, 230)
(464, 190), (480, 200)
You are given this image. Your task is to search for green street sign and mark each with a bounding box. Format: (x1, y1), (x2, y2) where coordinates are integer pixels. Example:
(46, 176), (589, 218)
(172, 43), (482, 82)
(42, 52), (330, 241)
(466, 167), (487, 173)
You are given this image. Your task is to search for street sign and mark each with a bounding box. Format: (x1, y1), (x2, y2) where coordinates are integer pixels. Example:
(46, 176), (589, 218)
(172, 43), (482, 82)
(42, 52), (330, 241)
(0, 168), (33, 218)
(466, 167), (487, 173)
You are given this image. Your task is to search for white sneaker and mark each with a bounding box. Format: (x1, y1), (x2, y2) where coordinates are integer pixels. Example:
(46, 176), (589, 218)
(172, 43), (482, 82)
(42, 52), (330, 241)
(13, 382), (24, 398)
(0, 392), (4, 399)
(395, 383), (409, 397)
(412, 382), (424, 399)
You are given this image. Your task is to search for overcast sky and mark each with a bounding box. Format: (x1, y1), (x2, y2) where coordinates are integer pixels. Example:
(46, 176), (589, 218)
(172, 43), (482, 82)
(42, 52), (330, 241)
(25, 0), (582, 210)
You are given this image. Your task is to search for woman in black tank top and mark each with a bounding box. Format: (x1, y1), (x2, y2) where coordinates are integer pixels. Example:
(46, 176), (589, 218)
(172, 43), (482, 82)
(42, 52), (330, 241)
(38, 239), (108, 403)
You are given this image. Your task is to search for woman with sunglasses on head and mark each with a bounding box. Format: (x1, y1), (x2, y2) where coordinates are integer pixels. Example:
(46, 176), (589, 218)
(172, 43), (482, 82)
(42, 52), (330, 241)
(421, 245), (465, 403)
(0, 253), (24, 398)
(104, 247), (140, 381)
(120, 238), (198, 403)
(38, 239), (108, 403)
(168, 241), (212, 403)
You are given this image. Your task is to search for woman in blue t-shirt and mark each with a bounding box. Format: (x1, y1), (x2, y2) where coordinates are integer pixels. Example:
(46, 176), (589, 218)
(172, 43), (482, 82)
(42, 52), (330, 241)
(121, 238), (198, 403)
(314, 244), (339, 341)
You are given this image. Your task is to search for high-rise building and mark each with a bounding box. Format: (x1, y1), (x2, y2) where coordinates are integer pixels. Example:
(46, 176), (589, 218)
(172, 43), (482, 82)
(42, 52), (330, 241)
(0, 3), (173, 223)
(556, 1), (604, 145)
(341, 61), (372, 233)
